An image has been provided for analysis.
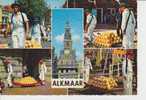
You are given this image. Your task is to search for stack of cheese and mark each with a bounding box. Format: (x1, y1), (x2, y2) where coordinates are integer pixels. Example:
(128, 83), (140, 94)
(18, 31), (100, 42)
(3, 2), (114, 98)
(88, 76), (118, 90)
(0, 44), (9, 48)
(94, 32), (121, 47)
(25, 39), (42, 48)
(14, 76), (38, 86)
(112, 49), (126, 56)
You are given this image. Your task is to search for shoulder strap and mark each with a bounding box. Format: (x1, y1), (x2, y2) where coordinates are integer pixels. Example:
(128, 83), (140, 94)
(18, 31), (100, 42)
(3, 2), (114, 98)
(88, 14), (94, 27)
(123, 9), (131, 33)
(40, 25), (44, 37)
(21, 12), (25, 24)
(11, 14), (14, 24)
(21, 12), (26, 31)
(126, 56), (128, 74)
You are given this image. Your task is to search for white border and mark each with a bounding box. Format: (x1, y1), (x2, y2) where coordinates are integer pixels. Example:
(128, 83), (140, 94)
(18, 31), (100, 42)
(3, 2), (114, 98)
(1, 0), (146, 100)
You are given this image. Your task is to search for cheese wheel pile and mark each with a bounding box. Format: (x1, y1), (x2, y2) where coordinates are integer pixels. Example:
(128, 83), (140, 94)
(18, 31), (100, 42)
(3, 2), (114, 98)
(14, 76), (37, 86)
(25, 39), (42, 48)
(88, 76), (118, 90)
(94, 32), (121, 47)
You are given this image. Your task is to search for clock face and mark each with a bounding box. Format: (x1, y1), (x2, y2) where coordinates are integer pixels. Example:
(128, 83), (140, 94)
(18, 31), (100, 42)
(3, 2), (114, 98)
(65, 50), (70, 54)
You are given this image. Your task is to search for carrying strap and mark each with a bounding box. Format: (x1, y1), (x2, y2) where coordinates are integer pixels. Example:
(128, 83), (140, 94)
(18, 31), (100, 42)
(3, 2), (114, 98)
(126, 56), (128, 74)
(21, 13), (26, 25)
(11, 14), (14, 24)
(88, 14), (94, 27)
(39, 25), (44, 37)
(123, 9), (131, 33)
(21, 12), (26, 31)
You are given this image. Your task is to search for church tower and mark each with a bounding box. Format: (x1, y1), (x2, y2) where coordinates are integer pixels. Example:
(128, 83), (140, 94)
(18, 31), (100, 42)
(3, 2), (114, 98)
(64, 21), (72, 50)
(57, 21), (78, 79)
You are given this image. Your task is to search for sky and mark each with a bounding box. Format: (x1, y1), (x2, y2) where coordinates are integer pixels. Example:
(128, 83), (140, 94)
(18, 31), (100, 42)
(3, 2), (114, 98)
(52, 9), (84, 60)
(1, 0), (14, 5)
(47, 0), (66, 8)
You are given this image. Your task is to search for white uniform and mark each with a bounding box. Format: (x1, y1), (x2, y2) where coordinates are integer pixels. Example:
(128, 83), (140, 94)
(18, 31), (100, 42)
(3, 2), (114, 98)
(122, 58), (133, 95)
(121, 9), (136, 49)
(84, 57), (93, 83)
(86, 14), (97, 41)
(7, 63), (13, 87)
(11, 12), (29, 48)
(31, 24), (46, 45)
(39, 62), (47, 81)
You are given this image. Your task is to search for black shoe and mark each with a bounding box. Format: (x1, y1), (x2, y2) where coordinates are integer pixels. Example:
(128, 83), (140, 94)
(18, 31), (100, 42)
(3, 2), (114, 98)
(9, 86), (13, 88)
(8, 85), (13, 88)
(88, 41), (93, 47)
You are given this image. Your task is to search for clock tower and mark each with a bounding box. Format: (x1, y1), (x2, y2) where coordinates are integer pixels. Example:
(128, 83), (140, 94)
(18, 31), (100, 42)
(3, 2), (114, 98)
(64, 21), (72, 50)
(57, 21), (78, 79)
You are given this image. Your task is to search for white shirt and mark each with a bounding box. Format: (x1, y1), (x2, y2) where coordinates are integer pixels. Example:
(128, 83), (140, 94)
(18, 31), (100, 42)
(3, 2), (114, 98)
(11, 12), (28, 35)
(31, 24), (46, 37)
(39, 62), (47, 73)
(85, 57), (93, 70)
(121, 9), (136, 33)
(86, 14), (97, 29)
(122, 59), (133, 76)
(7, 63), (13, 73)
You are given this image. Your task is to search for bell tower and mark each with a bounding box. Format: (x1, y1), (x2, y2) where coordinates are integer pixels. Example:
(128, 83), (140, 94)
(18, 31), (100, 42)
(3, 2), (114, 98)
(64, 21), (72, 50)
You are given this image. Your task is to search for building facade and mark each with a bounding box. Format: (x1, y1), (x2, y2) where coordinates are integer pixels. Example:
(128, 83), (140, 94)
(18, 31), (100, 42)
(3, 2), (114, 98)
(63, 0), (137, 24)
(57, 22), (79, 79)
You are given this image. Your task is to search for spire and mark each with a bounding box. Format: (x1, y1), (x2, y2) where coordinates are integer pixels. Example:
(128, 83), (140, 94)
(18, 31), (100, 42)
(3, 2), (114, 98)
(65, 21), (71, 30)
(64, 21), (72, 50)
(64, 21), (71, 40)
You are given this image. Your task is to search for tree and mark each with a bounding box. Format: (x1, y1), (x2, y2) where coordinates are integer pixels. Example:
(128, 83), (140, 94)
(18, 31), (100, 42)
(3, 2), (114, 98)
(16, 0), (48, 22)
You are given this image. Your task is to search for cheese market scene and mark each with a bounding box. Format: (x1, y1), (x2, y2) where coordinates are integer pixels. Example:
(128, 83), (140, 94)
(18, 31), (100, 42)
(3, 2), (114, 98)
(0, 49), (68, 95)
(68, 49), (137, 95)
(63, 0), (137, 49)
(0, 0), (138, 96)
(69, 49), (137, 95)
(0, 0), (51, 48)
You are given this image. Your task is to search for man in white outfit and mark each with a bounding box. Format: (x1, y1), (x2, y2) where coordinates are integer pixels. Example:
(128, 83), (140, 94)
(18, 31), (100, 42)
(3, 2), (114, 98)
(10, 3), (29, 48)
(85, 8), (97, 45)
(120, 3), (136, 49)
(122, 50), (133, 95)
(4, 58), (13, 88)
(31, 17), (46, 46)
(84, 55), (93, 84)
(39, 59), (47, 85)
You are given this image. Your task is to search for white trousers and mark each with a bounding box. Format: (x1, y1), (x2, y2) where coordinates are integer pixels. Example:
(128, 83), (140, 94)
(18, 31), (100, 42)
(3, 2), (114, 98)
(87, 26), (95, 41)
(7, 73), (13, 87)
(123, 73), (133, 95)
(122, 32), (134, 49)
(39, 71), (45, 81)
(12, 34), (25, 48)
(84, 68), (90, 83)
